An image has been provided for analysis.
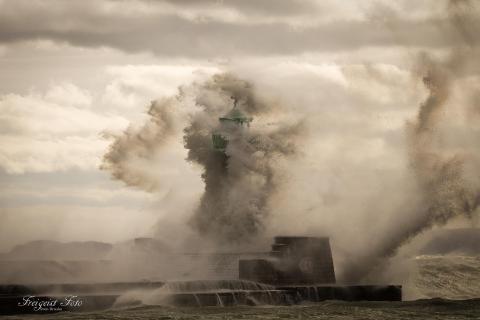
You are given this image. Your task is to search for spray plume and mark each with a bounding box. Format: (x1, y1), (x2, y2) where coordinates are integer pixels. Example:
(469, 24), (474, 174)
(101, 97), (181, 192)
(103, 73), (302, 245)
(343, 0), (480, 282)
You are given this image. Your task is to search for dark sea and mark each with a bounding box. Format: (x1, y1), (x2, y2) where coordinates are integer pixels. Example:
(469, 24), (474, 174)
(3, 255), (480, 320)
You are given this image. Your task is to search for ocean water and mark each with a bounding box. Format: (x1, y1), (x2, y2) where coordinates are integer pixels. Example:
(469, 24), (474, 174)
(4, 299), (480, 320)
(3, 255), (480, 320)
(413, 255), (480, 300)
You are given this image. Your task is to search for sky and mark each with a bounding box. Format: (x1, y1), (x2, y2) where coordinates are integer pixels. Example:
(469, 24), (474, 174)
(0, 0), (479, 253)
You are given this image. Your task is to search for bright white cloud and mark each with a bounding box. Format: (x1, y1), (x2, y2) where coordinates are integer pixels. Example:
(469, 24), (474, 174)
(101, 64), (218, 115)
(0, 65), (218, 174)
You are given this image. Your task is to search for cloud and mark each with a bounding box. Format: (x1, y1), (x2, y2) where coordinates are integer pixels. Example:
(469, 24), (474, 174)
(0, 0), (478, 58)
(0, 65), (217, 174)
(158, 0), (321, 17)
(0, 85), (124, 173)
(101, 65), (218, 113)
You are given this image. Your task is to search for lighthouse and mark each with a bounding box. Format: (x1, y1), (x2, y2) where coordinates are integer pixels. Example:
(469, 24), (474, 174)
(211, 99), (253, 152)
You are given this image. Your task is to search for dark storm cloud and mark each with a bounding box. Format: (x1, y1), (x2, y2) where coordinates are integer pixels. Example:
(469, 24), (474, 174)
(157, 0), (320, 17)
(0, 0), (479, 57)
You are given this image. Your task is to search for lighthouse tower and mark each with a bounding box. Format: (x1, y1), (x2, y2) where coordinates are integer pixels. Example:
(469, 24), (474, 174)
(211, 100), (252, 152)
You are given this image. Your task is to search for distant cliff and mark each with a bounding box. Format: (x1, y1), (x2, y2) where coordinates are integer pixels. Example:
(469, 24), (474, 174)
(0, 240), (112, 261)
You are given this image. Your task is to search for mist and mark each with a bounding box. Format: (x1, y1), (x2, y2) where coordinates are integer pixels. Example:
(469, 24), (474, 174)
(338, 0), (480, 282)
(99, 0), (480, 286)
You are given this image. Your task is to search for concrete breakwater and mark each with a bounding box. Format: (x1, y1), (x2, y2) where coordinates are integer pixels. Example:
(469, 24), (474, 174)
(0, 280), (401, 314)
(0, 237), (402, 314)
